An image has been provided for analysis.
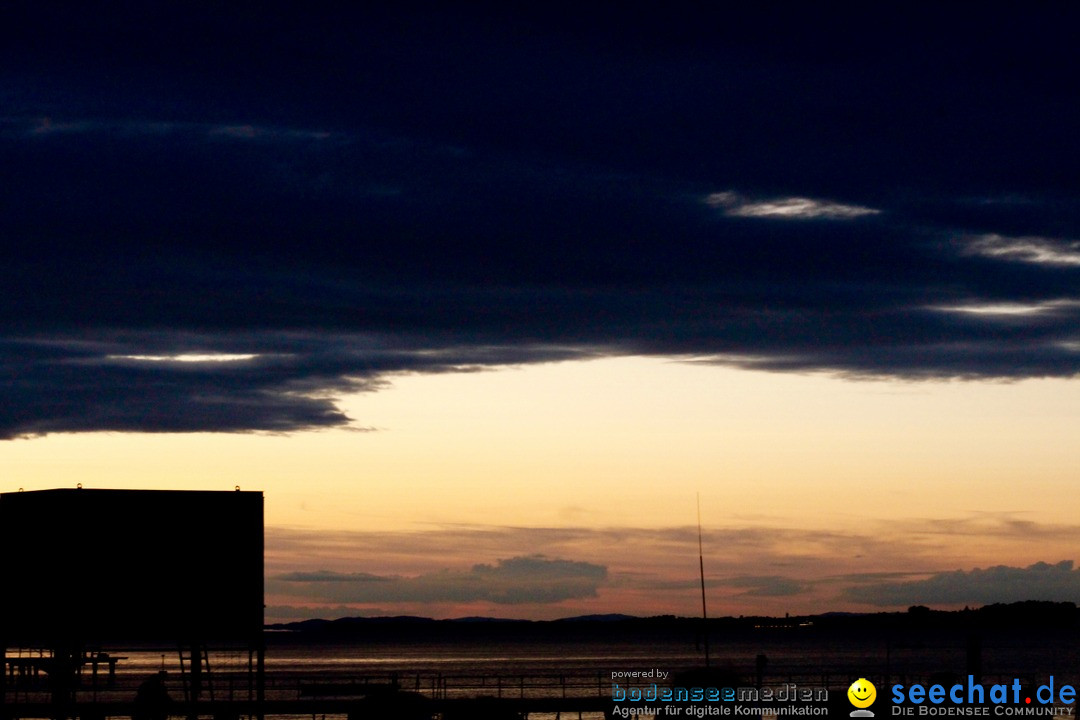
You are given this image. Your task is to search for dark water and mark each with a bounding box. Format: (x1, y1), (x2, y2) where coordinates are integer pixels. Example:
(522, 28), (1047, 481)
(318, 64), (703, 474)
(5, 627), (1078, 719)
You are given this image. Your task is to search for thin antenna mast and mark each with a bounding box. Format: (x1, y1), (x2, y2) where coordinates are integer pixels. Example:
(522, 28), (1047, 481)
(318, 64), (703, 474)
(697, 492), (710, 668)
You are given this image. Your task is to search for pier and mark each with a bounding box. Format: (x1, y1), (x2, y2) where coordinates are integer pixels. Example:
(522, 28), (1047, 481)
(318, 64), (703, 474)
(1, 670), (616, 719)
(0, 696), (613, 720)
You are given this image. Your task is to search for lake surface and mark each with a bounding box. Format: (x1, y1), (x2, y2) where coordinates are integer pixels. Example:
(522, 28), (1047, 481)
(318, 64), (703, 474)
(4, 623), (1078, 719)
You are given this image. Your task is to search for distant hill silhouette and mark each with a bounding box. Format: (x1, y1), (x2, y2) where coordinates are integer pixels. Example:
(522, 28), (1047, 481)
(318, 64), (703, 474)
(265, 601), (1079, 642)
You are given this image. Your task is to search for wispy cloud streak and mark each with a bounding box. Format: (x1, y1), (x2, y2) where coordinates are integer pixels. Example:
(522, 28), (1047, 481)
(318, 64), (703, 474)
(961, 234), (1080, 267)
(705, 191), (880, 220)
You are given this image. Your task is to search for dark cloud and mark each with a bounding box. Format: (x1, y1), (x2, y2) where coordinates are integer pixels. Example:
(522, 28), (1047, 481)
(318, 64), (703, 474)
(1, 5), (1079, 436)
(0, 332), (586, 438)
(276, 571), (388, 583)
(269, 555), (607, 606)
(845, 561), (1080, 607)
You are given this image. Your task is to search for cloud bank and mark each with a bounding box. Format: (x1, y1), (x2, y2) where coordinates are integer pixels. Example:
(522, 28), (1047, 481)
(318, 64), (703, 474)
(846, 561), (1080, 606)
(270, 555), (607, 605)
(1, 5), (1079, 437)
(263, 518), (1080, 618)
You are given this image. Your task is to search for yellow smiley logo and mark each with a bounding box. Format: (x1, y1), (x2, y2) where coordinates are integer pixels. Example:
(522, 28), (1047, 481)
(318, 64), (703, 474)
(848, 678), (876, 709)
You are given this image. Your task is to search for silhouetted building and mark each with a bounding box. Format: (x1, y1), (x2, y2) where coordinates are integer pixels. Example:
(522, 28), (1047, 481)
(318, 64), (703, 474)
(0, 488), (263, 646)
(0, 488), (264, 714)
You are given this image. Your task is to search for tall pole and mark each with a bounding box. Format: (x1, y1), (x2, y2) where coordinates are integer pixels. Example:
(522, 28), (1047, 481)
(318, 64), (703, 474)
(697, 493), (710, 668)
